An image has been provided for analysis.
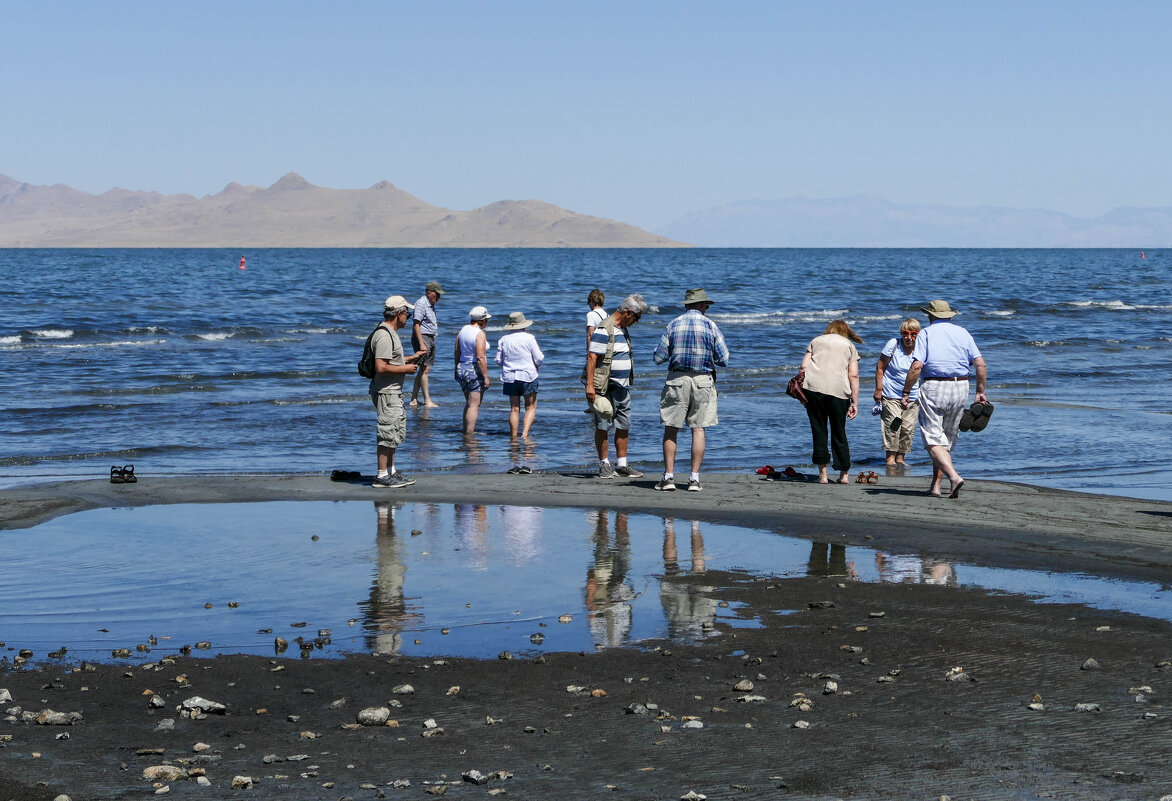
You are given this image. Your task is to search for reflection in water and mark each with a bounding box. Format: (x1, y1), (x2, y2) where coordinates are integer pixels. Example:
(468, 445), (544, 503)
(507, 436), (539, 470)
(659, 518), (717, 639)
(455, 503), (490, 568)
(499, 504), (542, 562)
(359, 501), (416, 654)
(585, 510), (635, 647)
(807, 542), (858, 579)
(875, 552), (957, 586)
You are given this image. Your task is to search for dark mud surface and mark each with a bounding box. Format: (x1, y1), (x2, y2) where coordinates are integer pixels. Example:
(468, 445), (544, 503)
(3, 571), (1170, 800)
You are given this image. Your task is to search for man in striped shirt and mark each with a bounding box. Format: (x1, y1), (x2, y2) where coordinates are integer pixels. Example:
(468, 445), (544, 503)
(585, 293), (648, 479)
(651, 288), (729, 492)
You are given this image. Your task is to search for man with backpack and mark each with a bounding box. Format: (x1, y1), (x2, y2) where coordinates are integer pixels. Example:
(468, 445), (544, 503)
(584, 293), (649, 479)
(366, 295), (422, 488)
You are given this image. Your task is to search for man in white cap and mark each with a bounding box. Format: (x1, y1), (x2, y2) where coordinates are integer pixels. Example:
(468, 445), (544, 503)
(651, 288), (729, 492)
(585, 293), (649, 478)
(901, 299), (988, 499)
(370, 295), (422, 488)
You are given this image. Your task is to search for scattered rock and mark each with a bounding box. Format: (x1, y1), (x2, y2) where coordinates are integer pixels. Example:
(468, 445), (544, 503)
(328, 697), (347, 709)
(1074, 703), (1101, 713)
(263, 754), (281, 764)
(392, 684), (414, 695)
(143, 765), (187, 782)
(149, 695), (166, 709)
(823, 681), (838, 695)
(733, 679), (754, 692)
(591, 688), (607, 698)
(944, 667), (972, 682)
(231, 776), (253, 789)
(462, 770), (488, 785)
(682, 719), (703, 729)
(868, 611), (886, 618)
(793, 720), (810, 729)
(357, 707), (391, 726)
(196, 776), (211, 787)
(155, 719), (175, 731)
(498, 651), (513, 660)
(1081, 658), (1101, 671)
(682, 792), (708, 801)
(530, 633), (545, 644)
(558, 614), (573, 623)
(192, 742), (211, 752)
(485, 715), (502, 725)
(35, 710), (82, 725)
(0, 690), (10, 703)
(808, 601), (835, 609)
(181, 697), (226, 715)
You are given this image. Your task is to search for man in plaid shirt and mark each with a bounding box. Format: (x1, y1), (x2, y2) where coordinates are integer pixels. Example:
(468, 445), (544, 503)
(651, 288), (729, 492)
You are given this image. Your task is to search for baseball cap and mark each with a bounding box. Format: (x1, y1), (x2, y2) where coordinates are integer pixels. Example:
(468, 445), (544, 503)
(469, 305), (491, 321)
(384, 295), (414, 312)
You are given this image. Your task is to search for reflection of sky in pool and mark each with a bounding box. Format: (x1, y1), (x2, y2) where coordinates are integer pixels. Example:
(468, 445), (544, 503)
(1, 501), (1167, 662)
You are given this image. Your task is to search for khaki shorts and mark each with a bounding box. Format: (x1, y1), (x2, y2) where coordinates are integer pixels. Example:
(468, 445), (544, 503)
(659, 371), (718, 429)
(371, 390), (407, 447)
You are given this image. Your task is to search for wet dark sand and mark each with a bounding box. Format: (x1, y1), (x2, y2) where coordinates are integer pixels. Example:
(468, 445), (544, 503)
(2, 473), (1171, 799)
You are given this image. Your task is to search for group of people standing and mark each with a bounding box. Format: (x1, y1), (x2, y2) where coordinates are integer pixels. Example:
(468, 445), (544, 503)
(367, 282), (987, 499)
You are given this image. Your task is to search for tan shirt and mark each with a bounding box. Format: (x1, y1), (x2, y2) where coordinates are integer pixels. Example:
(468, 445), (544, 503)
(370, 324), (406, 395)
(802, 333), (859, 399)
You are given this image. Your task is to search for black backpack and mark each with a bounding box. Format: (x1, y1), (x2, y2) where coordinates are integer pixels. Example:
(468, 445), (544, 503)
(358, 323), (390, 379)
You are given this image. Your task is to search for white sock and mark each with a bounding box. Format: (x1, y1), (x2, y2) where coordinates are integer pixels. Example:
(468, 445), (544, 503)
(663, 473), (674, 481)
(377, 470), (389, 478)
(690, 472), (700, 482)
(599, 458), (610, 465)
(389, 464), (396, 475)
(617, 457), (628, 467)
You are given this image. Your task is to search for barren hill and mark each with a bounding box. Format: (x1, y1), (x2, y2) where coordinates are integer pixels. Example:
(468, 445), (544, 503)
(0, 173), (687, 248)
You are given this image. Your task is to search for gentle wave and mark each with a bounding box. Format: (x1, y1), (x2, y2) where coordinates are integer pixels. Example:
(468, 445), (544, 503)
(983, 310), (1015, 317)
(124, 326), (170, 334)
(711, 308), (850, 325)
(1065, 300), (1172, 311)
(29, 328), (74, 339)
(195, 332), (235, 341)
(0, 335), (20, 345)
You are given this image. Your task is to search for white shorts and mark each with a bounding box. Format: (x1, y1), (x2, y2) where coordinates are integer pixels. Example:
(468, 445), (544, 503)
(917, 380), (968, 451)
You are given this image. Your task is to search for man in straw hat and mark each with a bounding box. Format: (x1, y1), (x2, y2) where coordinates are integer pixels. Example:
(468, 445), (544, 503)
(651, 288), (729, 491)
(410, 280), (445, 408)
(900, 299), (988, 499)
(370, 295), (423, 488)
(585, 293), (649, 479)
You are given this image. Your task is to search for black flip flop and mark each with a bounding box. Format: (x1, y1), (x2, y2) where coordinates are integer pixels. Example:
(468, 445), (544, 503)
(109, 466), (125, 484)
(960, 401), (991, 432)
(969, 402), (995, 432)
(507, 466), (522, 474)
(518, 465), (533, 474)
(121, 464), (137, 483)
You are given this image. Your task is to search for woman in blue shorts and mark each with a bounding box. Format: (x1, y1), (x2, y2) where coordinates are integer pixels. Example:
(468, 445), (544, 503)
(454, 306), (491, 433)
(495, 311), (545, 439)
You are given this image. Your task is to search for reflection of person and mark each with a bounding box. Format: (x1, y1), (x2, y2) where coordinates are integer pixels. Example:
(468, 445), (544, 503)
(584, 510), (635, 647)
(410, 281), (444, 408)
(652, 288), (729, 493)
(370, 295), (421, 489)
(800, 320), (862, 484)
(807, 542), (858, 578)
(360, 501), (411, 654)
(659, 518), (717, 638)
(454, 306), (491, 434)
(901, 300), (988, 499)
(874, 318), (921, 466)
(875, 552), (957, 586)
(585, 294), (649, 479)
(495, 312), (544, 441)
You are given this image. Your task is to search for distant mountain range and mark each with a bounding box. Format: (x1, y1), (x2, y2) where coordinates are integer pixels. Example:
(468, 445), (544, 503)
(0, 173), (685, 248)
(657, 195), (1172, 247)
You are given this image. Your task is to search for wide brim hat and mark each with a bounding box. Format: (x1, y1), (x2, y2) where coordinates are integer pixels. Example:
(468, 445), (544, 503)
(921, 299), (960, 318)
(592, 396), (614, 420)
(502, 311), (534, 331)
(684, 288), (714, 305)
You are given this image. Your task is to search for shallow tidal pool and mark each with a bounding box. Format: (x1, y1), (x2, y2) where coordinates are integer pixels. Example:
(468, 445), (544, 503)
(1, 500), (1168, 662)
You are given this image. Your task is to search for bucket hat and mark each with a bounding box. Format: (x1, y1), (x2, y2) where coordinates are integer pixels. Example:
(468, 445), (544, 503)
(384, 295), (414, 312)
(426, 281), (445, 296)
(921, 299), (960, 318)
(684, 288), (714, 306)
(468, 305), (491, 321)
(502, 311), (534, 331)
(592, 396), (614, 420)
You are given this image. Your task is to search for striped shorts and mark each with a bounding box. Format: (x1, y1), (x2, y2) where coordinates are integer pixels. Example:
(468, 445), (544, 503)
(917, 380), (969, 451)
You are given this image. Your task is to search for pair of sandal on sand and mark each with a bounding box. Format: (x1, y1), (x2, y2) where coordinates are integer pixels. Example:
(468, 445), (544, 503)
(109, 465), (137, 484)
(507, 465), (533, 475)
(757, 465), (808, 482)
(855, 470), (879, 484)
(960, 401), (994, 432)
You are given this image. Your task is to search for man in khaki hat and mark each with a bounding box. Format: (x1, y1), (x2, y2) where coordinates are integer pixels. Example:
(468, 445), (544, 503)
(370, 295), (423, 488)
(410, 280), (444, 408)
(900, 299), (988, 499)
(651, 288), (729, 492)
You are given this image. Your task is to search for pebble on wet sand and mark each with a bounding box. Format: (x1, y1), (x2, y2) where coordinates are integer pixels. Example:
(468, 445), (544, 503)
(231, 776), (253, 789)
(1080, 658), (1101, 671)
(357, 707), (391, 726)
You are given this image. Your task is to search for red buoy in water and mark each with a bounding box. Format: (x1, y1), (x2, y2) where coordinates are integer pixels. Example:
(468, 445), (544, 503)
(239, 256), (246, 270)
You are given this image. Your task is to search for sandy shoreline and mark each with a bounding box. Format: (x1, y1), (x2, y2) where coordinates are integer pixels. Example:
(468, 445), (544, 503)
(2, 472), (1171, 799)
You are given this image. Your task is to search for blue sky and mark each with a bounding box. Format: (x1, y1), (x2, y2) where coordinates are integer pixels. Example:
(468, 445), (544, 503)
(3, 1), (1170, 229)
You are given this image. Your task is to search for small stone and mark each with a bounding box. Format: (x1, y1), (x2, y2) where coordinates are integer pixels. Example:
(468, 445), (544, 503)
(329, 697), (347, 709)
(462, 770), (488, 785)
(868, 611), (886, 618)
(877, 676), (895, 683)
(143, 765), (187, 782)
(1074, 703), (1101, 713)
(841, 645), (863, 653)
(530, 633), (545, 644)
(425, 787), (446, 796)
(446, 686), (460, 696)
(392, 684), (414, 695)
(733, 679), (754, 692)
(155, 719), (175, 731)
(485, 715), (502, 725)
(193, 742), (211, 752)
(738, 695), (767, 703)
(498, 651), (513, 660)
(149, 695), (166, 709)
(591, 689), (607, 698)
(196, 776), (211, 787)
(558, 614), (573, 623)
(112, 648), (132, 658)
(35, 710), (82, 725)
(357, 707), (391, 726)
(263, 754), (281, 764)
(682, 719), (703, 729)
(154, 788), (170, 795)
(1081, 658), (1101, 671)
(53, 796), (72, 801)
(793, 720), (810, 729)
(823, 681), (838, 695)
(194, 641), (211, 650)
(1095, 625), (1111, 632)
(808, 601), (835, 609)
(181, 696), (226, 715)
(231, 776), (253, 789)
(682, 792), (708, 801)
(299, 731), (318, 739)
(0, 690), (10, 703)
(625, 703), (649, 715)
(1027, 703), (1044, 711)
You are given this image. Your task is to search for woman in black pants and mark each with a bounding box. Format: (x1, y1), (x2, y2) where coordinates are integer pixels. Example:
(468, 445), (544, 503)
(799, 320), (862, 484)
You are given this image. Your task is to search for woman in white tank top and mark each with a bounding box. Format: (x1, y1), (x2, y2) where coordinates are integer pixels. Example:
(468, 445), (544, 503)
(454, 306), (491, 433)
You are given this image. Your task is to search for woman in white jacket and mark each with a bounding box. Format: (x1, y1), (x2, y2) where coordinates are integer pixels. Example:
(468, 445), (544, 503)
(495, 311), (545, 439)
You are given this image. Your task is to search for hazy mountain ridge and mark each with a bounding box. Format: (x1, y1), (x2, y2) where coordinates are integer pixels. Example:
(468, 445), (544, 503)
(659, 195), (1172, 247)
(0, 173), (685, 248)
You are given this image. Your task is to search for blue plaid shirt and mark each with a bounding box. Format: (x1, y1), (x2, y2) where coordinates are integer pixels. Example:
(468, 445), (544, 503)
(653, 309), (729, 372)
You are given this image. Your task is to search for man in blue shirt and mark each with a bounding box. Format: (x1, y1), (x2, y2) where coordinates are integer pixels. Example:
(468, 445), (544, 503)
(410, 280), (444, 408)
(651, 288), (729, 492)
(901, 299), (988, 499)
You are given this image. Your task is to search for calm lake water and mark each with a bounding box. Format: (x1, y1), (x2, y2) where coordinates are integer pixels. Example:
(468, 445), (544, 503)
(2, 501), (1166, 661)
(1, 248), (1170, 500)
